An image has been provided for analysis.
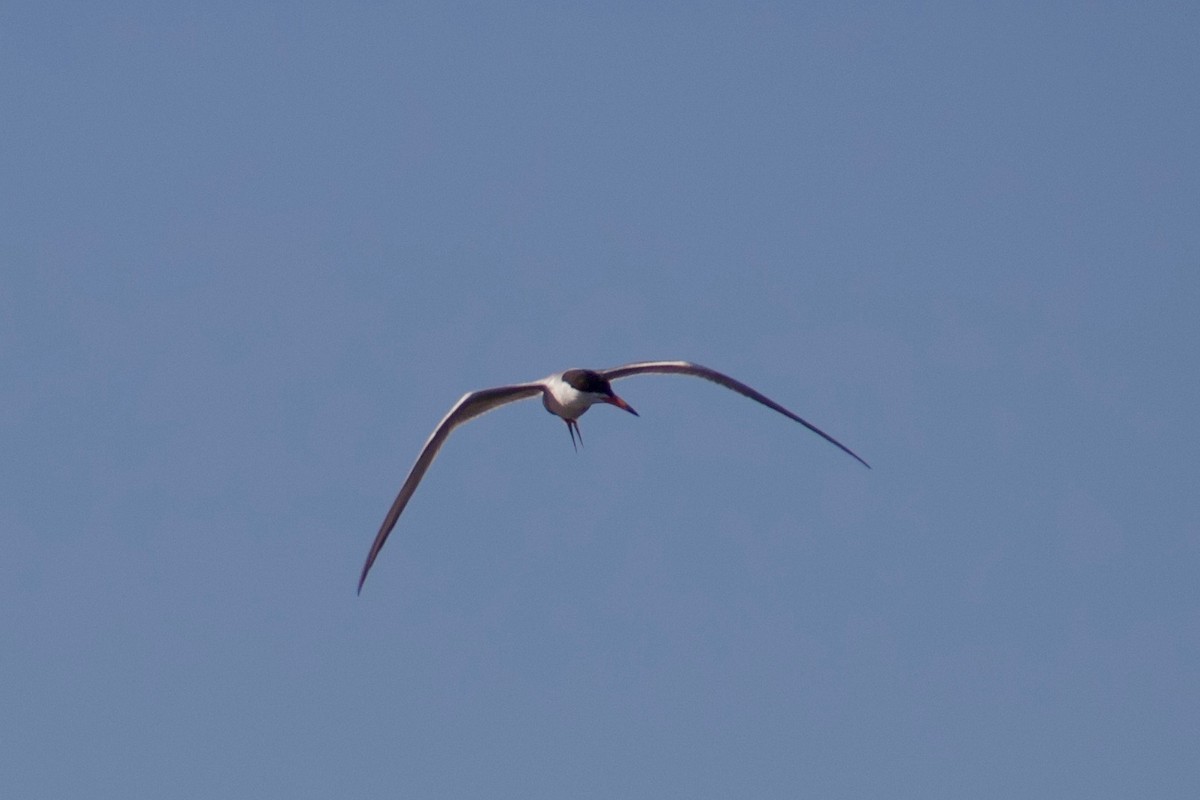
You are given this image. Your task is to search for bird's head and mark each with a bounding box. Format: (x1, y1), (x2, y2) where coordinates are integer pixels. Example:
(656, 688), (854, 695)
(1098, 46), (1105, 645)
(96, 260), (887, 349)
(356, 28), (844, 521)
(563, 369), (639, 415)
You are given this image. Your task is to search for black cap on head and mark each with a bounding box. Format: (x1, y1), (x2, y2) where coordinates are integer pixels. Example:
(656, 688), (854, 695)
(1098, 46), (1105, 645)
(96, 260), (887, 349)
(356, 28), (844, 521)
(562, 369), (613, 395)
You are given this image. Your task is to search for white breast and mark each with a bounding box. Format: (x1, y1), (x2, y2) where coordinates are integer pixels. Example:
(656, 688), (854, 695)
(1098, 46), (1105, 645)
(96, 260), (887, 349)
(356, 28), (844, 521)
(541, 373), (595, 419)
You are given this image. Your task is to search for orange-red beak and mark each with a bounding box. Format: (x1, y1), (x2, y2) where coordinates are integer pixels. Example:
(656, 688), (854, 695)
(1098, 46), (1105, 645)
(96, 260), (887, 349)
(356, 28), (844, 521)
(608, 395), (638, 416)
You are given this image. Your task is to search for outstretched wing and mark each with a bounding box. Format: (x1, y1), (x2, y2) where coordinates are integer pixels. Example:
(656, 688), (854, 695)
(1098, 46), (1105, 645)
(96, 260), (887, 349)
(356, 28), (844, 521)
(598, 360), (870, 469)
(358, 382), (544, 593)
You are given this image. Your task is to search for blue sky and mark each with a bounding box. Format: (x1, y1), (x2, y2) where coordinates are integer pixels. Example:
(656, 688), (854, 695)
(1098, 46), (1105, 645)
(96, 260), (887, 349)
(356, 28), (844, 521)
(3, 3), (1197, 797)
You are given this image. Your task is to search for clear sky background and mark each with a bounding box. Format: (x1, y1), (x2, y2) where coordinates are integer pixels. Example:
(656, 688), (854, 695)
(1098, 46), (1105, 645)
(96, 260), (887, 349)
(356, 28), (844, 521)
(3, 3), (1197, 798)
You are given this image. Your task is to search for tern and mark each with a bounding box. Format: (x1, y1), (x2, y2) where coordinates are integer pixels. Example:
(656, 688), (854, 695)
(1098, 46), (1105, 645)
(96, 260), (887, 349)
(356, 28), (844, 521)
(357, 360), (869, 593)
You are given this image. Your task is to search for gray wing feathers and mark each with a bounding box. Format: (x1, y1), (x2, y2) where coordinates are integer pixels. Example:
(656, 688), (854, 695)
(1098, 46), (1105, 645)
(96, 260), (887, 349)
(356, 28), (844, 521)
(599, 361), (870, 469)
(357, 383), (543, 593)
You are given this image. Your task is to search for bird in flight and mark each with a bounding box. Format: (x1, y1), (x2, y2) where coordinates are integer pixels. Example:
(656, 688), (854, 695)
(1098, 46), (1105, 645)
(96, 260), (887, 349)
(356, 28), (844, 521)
(357, 360), (869, 593)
